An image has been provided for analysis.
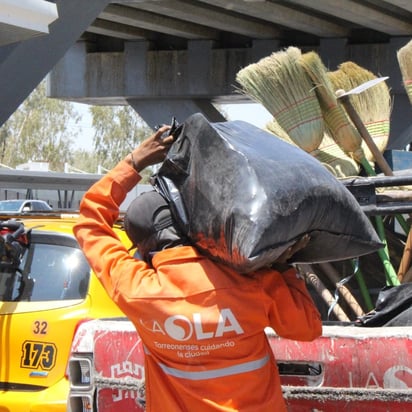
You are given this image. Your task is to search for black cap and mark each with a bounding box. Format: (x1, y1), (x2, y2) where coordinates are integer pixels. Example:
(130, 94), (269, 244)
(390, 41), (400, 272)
(124, 190), (174, 247)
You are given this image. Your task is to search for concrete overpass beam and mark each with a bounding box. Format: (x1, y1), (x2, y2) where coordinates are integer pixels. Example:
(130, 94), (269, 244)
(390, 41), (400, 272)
(0, 0), (110, 127)
(387, 37), (412, 148)
(47, 40), (88, 99)
(48, 41), (249, 103)
(127, 98), (226, 129)
(319, 38), (348, 70)
(125, 40), (151, 96)
(188, 40), (217, 95)
(251, 39), (281, 63)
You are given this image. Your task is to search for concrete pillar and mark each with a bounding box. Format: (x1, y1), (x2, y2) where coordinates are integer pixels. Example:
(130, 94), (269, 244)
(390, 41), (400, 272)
(125, 41), (151, 96)
(188, 40), (216, 95)
(0, 0), (110, 126)
(47, 40), (88, 98)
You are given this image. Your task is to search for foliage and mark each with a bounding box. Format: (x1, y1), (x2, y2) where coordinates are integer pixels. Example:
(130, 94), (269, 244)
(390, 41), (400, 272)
(69, 149), (101, 174)
(0, 79), (80, 171)
(0, 81), (227, 180)
(89, 105), (153, 174)
(0, 79), (157, 177)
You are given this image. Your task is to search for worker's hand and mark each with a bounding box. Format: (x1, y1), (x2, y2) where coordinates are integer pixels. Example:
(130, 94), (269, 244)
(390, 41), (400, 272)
(277, 234), (310, 263)
(271, 234), (310, 272)
(128, 125), (173, 172)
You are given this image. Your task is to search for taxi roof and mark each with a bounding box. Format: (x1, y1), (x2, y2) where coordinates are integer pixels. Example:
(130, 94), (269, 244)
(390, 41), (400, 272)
(0, 211), (129, 241)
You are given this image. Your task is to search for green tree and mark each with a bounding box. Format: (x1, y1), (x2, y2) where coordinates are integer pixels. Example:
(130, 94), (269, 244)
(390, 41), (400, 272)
(70, 148), (101, 174)
(89, 105), (153, 179)
(0, 79), (81, 171)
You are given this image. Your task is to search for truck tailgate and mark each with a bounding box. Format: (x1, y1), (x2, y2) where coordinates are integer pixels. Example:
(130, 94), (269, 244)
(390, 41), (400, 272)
(68, 321), (412, 411)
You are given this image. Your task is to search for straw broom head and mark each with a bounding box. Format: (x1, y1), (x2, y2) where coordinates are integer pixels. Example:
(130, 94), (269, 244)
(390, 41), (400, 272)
(298, 51), (366, 164)
(397, 40), (412, 105)
(236, 47), (325, 153)
(315, 133), (360, 178)
(264, 118), (295, 144)
(328, 61), (391, 162)
(265, 116), (360, 178)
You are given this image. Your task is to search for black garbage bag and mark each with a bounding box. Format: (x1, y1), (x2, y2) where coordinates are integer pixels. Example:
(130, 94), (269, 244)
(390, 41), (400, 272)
(356, 283), (412, 327)
(152, 113), (383, 273)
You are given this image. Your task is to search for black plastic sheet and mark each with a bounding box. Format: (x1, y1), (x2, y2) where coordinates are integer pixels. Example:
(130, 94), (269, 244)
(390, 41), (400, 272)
(153, 113), (383, 273)
(356, 283), (412, 327)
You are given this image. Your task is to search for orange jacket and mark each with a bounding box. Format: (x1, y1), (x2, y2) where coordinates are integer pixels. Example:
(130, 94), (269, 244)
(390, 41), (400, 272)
(74, 160), (322, 412)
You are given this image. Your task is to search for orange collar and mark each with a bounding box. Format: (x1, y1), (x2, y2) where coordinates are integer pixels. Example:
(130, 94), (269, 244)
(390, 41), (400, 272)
(151, 245), (204, 267)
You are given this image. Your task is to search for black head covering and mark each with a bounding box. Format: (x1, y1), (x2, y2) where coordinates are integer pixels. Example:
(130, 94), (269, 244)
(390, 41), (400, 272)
(124, 190), (185, 262)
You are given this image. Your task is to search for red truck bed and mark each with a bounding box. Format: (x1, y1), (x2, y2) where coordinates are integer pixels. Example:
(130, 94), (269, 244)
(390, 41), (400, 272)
(67, 320), (412, 411)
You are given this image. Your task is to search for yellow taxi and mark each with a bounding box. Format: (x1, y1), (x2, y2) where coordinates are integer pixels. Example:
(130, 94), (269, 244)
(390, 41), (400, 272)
(0, 214), (131, 412)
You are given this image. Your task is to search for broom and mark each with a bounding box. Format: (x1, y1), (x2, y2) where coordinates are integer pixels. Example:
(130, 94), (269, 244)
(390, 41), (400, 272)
(299, 52), (394, 177)
(297, 51), (369, 169)
(236, 47), (325, 154)
(314, 133), (360, 178)
(266, 118), (360, 178)
(264, 113), (360, 177)
(328, 62), (391, 163)
(397, 39), (412, 105)
(298, 51), (399, 288)
(264, 118), (294, 144)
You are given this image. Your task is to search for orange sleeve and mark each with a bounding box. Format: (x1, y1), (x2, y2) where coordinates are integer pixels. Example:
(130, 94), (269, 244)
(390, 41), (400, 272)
(73, 160), (152, 302)
(260, 267), (322, 341)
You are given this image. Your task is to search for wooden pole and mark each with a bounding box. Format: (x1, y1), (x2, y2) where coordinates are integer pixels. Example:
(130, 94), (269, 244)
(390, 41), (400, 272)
(336, 90), (394, 177)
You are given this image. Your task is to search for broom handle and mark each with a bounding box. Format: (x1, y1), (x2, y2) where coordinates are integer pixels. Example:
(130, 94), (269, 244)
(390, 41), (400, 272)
(397, 224), (412, 283)
(299, 265), (350, 322)
(350, 261), (374, 311)
(318, 262), (365, 317)
(374, 216), (400, 286)
(337, 91), (410, 235)
(336, 92), (393, 176)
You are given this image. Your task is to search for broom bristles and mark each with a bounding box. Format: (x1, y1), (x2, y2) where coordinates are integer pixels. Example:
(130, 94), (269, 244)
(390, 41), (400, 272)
(236, 47), (324, 153)
(265, 116), (360, 178)
(315, 133), (360, 178)
(264, 118), (294, 144)
(298, 51), (366, 164)
(330, 62), (391, 122)
(328, 61), (391, 161)
(397, 40), (412, 104)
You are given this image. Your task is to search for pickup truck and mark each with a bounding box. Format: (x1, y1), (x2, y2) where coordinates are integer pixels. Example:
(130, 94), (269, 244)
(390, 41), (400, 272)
(66, 317), (412, 411)
(66, 173), (412, 411)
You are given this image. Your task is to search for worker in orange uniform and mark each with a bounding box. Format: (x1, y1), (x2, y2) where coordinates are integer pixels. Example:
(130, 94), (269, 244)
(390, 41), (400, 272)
(73, 125), (322, 412)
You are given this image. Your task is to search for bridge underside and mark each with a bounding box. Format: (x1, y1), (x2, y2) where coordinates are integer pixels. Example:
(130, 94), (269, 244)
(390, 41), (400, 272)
(1, 0), (411, 148)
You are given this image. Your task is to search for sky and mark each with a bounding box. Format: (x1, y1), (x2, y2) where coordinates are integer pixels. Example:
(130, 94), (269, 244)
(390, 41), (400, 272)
(72, 102), (273, 151)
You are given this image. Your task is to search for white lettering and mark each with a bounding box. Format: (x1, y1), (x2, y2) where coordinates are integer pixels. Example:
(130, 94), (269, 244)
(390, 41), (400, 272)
(164, 315), (193, 341)
(348, 371), (354, 387)
(365, 372), (380, 389)
(215, 308), (244, 337)
(139, 318), (165, 335)
(139, 308), (244, 341)
(151, 320), (165, 334)
(383, 365), (412, 389)
(193, 313), (214, 340)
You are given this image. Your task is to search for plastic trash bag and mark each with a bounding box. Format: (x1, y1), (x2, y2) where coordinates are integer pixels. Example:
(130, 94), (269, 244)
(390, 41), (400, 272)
(356, 283), (412, 327)
(152, 113), (383, 273)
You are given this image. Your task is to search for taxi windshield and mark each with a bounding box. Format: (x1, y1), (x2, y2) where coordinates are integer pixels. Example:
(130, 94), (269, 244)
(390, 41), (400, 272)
(0, 240), (90, 302)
